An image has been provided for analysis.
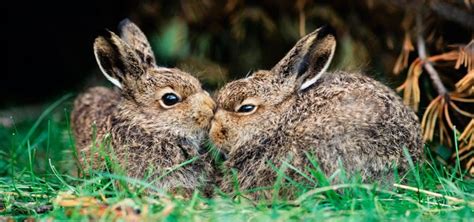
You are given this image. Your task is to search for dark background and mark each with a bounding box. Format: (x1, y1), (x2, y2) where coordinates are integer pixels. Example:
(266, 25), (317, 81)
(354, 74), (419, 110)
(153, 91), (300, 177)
(6, 0), (135, 106)
(5, 0), (471, 108)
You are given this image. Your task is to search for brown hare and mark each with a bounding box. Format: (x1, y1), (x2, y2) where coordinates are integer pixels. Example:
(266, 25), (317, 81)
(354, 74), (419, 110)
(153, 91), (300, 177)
(210, 27), (423, 199)
(71, 19), (216, 195)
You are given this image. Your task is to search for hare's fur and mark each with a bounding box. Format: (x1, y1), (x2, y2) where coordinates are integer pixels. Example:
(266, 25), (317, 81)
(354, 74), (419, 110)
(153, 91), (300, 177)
(71, 20), (215, 195)
(210, 27), (423, 199)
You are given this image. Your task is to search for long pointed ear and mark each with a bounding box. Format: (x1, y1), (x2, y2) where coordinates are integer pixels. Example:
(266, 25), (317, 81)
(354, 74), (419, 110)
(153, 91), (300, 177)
(93, 31), (145, 89)
(271, 26), (336, 91)
(118, 19), (156, 67)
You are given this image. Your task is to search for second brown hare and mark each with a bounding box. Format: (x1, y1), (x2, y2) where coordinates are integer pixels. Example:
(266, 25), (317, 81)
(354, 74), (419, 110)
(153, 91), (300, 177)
(210, 27), (423, 199)
(71, 19), (215, 195)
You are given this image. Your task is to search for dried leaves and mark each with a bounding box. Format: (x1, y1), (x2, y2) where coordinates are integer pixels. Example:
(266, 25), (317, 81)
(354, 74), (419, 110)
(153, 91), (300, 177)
(49, 191), (193, 221)
(456, 70), (474, 94)
(420, 93), (473, 143)
(455, 40), (474, 95)
(396, 51), (459, 111)
(53, 192), (147, 221)
(454, 40), (474, 71)
(393, 33), (415, 74)
(396, 37), (474, 175)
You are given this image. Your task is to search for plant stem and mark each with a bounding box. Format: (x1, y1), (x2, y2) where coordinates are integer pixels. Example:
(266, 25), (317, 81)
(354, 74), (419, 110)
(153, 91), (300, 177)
(416, 11), (448, 97)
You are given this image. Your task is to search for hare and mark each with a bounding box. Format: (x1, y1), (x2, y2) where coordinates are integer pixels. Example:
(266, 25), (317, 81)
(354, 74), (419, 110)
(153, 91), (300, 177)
(71, 19), (216, 195)
(210, 27), (423, 199)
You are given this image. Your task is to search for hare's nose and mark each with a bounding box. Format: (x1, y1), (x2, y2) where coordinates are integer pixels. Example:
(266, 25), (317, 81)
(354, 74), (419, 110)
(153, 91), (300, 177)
(207, 97), (216, 109)
(201, 95), (216, 113)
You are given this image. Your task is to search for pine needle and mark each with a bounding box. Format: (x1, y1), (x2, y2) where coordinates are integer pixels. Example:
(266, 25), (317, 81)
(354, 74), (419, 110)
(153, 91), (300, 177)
(393, 32), (414, 74)
(455, 70), (474, 95)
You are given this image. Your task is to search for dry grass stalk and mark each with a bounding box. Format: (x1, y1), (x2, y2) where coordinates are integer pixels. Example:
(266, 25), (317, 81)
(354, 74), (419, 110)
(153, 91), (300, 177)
(456, 70), (474, 95)
(454, 119), (474, 174)
(396, 58), (422, 111)
(393, 32), (415, 74)
(421, 93), (473, 143)
(393, 183), (474, 207)
(454, 40), (474, 72)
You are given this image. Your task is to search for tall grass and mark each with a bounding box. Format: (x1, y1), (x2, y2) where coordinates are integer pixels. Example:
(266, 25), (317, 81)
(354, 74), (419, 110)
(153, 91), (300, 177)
(0, 96), (472, 221)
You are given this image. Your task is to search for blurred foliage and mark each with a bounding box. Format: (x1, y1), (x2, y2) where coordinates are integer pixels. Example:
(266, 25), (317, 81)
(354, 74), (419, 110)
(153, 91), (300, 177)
(122, 0), (473, 174)
(128, 0), (411, 89)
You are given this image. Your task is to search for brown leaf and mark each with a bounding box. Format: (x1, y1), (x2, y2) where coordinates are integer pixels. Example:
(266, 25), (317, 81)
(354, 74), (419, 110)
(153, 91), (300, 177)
(53, 193), (147, 221)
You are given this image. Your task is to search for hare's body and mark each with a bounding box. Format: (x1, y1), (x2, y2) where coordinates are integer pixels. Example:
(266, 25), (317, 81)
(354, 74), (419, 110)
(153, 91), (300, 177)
(218, 71), (422, 195)
(73, 87), (117, 162)
(72, 87), (212, 191)
(210, 27), (423, 199)
(72, 20), (215, 195)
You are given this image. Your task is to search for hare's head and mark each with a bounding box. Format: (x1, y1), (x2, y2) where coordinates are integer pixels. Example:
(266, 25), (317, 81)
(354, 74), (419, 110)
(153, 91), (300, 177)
(210, 27), (336, 153)
(94, 19), (215, 136)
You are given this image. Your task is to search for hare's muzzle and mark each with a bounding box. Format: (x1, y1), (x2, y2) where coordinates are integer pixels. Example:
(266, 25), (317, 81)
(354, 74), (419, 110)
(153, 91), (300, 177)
(190, 92), (216, 129)
(208, 110), (231, 153)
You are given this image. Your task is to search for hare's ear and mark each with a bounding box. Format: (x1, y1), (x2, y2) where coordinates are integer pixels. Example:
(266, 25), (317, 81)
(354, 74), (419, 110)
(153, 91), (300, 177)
(93, 32), (145, 89)
(118, 19), (156, 67)
(271, 26), (336, 91)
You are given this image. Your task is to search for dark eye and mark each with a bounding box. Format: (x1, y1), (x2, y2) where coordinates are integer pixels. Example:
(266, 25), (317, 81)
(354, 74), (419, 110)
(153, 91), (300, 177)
(161, 93), (180, 107)
(237, 104), (256, 113)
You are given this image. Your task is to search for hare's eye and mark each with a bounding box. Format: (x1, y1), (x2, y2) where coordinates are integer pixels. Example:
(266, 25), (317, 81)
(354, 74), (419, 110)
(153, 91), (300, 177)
(161, 93), (180, 107)
(237, 104), (256, 113)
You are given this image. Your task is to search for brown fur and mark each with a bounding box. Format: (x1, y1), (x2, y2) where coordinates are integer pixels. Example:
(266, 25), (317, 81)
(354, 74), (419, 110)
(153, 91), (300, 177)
(210, 27), (423, 199)
(71, 20), (216, 196)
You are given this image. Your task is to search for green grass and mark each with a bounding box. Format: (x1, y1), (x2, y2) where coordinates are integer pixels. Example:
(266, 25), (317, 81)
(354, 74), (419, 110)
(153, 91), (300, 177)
(0, 96), (473, 221)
